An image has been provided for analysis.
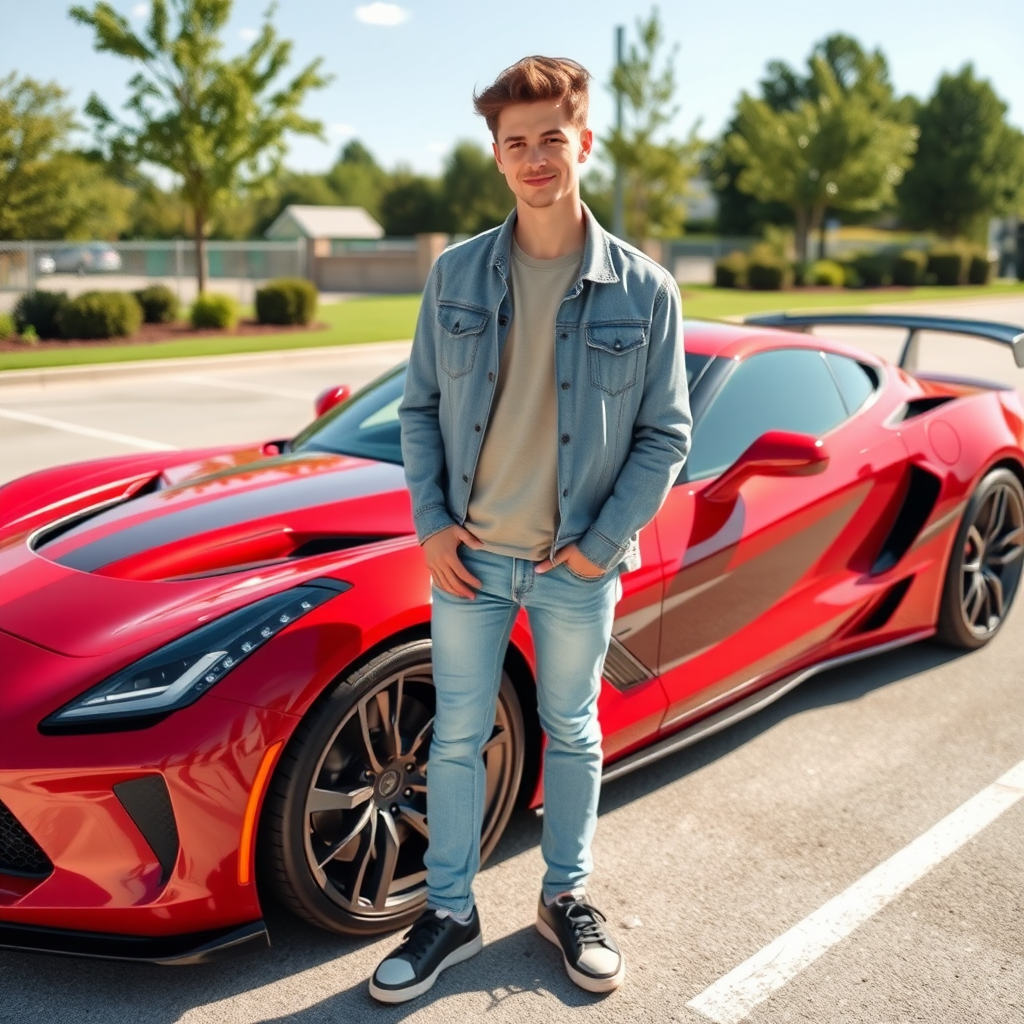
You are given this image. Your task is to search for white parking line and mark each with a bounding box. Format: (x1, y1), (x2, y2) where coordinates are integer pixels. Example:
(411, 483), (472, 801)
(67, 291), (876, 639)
(0, 407), (177, 451)
(688, 758), (1024, 1024)
(172, 375), (312, 400)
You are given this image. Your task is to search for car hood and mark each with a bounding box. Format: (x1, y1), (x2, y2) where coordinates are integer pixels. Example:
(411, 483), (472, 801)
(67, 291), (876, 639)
(0, 450), (412, 656)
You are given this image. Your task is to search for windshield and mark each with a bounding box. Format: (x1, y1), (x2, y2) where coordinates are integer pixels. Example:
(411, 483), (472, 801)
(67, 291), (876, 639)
(293, 353), (712, 465)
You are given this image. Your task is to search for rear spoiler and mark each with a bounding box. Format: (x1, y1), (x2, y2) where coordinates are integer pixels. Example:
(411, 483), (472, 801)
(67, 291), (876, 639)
(744, 312), (1024, 372)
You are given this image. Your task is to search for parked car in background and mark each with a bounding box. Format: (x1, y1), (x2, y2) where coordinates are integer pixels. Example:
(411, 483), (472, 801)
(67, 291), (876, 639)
(36, 244), (123, 275)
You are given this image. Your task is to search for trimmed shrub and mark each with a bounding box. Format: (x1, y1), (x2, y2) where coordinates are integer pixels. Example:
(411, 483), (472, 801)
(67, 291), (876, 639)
(60, 291), (143, 340)
(13, 290), (68, 339)
(892, 249), (928, 286)
(850, 254), (891, 288)
(255, 277), (318, 325)
(714, 251), (748, 289)
(805, 260), (845, 287)
(967, 251), (994, 285)
(842, 265), (863, 289)
(746, 244), (792, 291)
(927, 247), (967, 286)
(0, 311), (14, 340)
(134, 284), (178, 323)
(191, 292), (239, 330)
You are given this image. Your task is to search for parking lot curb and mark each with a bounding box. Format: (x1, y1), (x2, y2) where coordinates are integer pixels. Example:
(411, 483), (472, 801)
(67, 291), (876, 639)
(0, 340), (413, 391)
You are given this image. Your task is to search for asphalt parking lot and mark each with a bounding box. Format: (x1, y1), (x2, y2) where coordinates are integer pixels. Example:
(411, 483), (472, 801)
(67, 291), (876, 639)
(0, 296), (1022, 1023)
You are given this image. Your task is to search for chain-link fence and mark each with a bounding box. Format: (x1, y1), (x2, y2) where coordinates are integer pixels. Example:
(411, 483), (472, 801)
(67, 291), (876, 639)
(0, 239), (307, 311)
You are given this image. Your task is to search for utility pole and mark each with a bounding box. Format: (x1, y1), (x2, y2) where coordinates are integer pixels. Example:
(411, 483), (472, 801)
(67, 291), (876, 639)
(612, 25), (625, 239)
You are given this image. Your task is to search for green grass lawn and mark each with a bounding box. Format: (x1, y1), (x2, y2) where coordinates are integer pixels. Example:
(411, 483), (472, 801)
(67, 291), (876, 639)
(2, 284), (1023, 372)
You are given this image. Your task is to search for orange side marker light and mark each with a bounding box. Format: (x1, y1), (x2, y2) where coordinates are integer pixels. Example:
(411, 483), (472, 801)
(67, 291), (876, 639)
(238, 740), (284, 885)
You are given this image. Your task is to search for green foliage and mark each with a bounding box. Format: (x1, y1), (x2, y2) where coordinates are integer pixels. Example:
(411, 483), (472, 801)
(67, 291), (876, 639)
(898, 66), (1024, 239)
(70, 0), (331, 291)
(60, 290), (143, 339)
(441, 141), (512, 236)
(190, 292), (239, 329)
(927, 247), (967, 286)
(0, 312), (15, 339)
(13, 290), (69, 339)
(746, 243), (792, 290)
(805, 259), (845, 286)
(378, 171), (443, 236)
(255, 277), (318, 325)
(714, 251), (748, 288)
(892, 249), (928, 286)
(0, 73), (133, 240)
(604, 8), (700, 240)
(133, 284), (178, 323)
(20, 325), (38, 343)
(724, 35), (917, 260)
(851, 253), (891, 287)
(967, 252), (993, 285)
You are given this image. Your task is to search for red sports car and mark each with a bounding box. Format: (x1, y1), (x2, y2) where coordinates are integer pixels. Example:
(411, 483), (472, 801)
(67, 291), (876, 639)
(1, 312), (1022, 964)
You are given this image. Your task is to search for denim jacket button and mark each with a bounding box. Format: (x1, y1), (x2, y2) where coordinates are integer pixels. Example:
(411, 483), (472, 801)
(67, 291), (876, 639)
(560, 332), (568, 340)
(499, 316), (508, 326)
(474, 423), (481, 432)
(562, 488), (569, 497)
(560, 434), (571, 444)
(461, 474), (469, 482)
(561, 381), (570, 390)
(487, 372), (495, 382)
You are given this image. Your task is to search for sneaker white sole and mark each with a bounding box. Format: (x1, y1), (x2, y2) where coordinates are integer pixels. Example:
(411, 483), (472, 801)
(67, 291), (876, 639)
(368, 931), (483, 1004)
(535, 917), (625, 993)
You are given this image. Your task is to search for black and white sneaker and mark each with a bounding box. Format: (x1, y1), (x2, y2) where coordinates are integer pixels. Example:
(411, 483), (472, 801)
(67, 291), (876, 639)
(536, 893), (624, 993)
(369, 906), (482, 1003)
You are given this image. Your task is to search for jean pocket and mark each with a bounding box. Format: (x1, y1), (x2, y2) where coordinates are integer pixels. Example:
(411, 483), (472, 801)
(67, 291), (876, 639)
(586, 321), (648, 395)
(437, 302), (489, 378)
(561, 561), (607, 583)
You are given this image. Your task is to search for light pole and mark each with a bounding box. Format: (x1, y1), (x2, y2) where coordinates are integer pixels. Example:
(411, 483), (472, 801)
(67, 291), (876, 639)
(612, 25), (625, 240)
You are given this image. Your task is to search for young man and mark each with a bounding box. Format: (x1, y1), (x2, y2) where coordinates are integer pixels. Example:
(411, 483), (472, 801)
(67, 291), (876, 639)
(372, 56), (691, 1003)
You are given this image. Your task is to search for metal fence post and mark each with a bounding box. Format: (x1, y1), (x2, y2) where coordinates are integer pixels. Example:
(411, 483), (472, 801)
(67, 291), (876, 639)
(175, 239), (184, 301)
(27, 241), (36, 294)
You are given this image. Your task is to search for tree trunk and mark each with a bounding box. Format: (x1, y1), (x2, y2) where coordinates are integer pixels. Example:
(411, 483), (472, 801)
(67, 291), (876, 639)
(193, 207), (207, 296)
(818, 207), (829, 260)
(794, 206), (809, 263)
(809, 203), (826, 263)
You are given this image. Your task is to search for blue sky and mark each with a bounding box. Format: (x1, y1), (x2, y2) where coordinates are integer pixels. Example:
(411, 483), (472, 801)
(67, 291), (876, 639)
(3, 0), (1023, 176)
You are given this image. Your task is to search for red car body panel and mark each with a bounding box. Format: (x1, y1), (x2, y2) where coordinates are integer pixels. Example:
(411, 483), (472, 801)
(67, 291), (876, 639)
(1, 319), (1022, 959)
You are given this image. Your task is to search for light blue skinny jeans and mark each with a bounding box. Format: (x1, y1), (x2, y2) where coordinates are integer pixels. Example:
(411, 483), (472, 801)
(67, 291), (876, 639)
(424, 546), (619, 915)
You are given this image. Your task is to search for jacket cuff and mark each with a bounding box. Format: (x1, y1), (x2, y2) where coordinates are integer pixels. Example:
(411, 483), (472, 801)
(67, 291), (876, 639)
(413, 505), (457, 545)
(576, 527), (626, 572)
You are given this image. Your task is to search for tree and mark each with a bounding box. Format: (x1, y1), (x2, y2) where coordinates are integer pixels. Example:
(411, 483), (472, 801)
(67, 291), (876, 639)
(897, 65), (1024, 240)
(0, 73), (133, 239)
(604, 8), (700, 242)
(724, 36), (917, 261)
(440, 141), (511, 236)
(327, 140), (388, 219)
(70, 0), (330, 293)
(378, 170), (443, 236)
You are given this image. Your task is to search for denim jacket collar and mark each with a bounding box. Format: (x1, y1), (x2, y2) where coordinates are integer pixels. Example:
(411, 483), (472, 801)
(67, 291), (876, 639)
(488, 202), (620, 287)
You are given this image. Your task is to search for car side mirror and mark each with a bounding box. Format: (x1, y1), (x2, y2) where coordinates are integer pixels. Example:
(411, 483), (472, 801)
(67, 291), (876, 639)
(314, 384), (351, 419)
(702, 430), (830, 503)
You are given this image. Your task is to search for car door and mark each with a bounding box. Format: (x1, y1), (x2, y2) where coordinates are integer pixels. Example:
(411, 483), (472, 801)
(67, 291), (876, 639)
(653, 346), (908, 732)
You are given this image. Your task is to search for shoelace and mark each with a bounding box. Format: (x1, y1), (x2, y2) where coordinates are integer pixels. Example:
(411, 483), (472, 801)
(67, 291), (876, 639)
(560, 900), (610, 949)
(397, 913), (451, 963)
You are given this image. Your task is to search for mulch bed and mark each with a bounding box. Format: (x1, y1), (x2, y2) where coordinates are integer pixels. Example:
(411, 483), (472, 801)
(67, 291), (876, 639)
(0, 318), (326, 353)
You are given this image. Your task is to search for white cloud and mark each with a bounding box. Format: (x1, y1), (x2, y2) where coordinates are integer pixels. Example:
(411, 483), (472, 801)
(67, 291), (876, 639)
(354, 3), (409, 26)
(239, 27), (260, 42)
(131, 3), (150, 18)
(329, 123), (356, 138)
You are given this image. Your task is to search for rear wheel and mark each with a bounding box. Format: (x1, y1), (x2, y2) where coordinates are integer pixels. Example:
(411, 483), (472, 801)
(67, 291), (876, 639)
(259, 638), (525, 935)
(936, 469), (1024, 648)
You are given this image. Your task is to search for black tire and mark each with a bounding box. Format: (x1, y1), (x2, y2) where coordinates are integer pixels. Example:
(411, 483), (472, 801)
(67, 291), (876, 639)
(936, 468), (1024, 649)
(258, 638), (525, 935)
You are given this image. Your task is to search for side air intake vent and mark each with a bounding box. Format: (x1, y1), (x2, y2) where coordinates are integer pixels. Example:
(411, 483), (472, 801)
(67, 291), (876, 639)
(602, 638), (656, 692)
(0, 799), (53, 878)
(895, 397), (955, 422)
(113, 776), (180, 885)
(854, 577), (915, 634)
(872, 467), (942, 574)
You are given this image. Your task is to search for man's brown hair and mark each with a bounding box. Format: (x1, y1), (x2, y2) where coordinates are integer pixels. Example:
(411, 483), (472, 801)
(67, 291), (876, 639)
(473, 56), (591, 139)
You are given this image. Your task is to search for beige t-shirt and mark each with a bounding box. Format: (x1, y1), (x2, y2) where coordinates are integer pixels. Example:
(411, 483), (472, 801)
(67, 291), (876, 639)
(464, 239), (584, 560)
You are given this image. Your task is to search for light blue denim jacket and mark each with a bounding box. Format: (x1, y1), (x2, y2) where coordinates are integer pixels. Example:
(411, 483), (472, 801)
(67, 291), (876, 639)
(398, 205), (692, 573)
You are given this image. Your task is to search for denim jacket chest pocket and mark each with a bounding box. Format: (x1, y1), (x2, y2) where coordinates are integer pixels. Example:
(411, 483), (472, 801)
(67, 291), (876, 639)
(585, 322), (649, 395)
(436, 302), (489, 378)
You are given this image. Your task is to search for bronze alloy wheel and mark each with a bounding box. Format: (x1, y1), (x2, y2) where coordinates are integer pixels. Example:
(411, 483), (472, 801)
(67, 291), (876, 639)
(938, 469), (1024, 649)
(261, 639), (525, 935)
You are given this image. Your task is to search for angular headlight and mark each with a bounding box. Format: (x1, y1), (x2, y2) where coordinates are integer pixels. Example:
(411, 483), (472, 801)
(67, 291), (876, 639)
(40, 578), (350, 733)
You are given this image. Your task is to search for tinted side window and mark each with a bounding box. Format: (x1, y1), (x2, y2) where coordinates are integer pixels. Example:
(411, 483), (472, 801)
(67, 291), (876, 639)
(826, 353), (877, 414)
(687, 349), (847, 480)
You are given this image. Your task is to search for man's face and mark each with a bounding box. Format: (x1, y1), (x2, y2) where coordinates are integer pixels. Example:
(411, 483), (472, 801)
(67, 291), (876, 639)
(492, 99), (593, 210)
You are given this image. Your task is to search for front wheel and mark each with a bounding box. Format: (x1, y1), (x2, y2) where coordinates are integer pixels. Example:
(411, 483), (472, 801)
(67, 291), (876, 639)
(936, 468), (1024, 648)
(259, 639), (525, 935)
